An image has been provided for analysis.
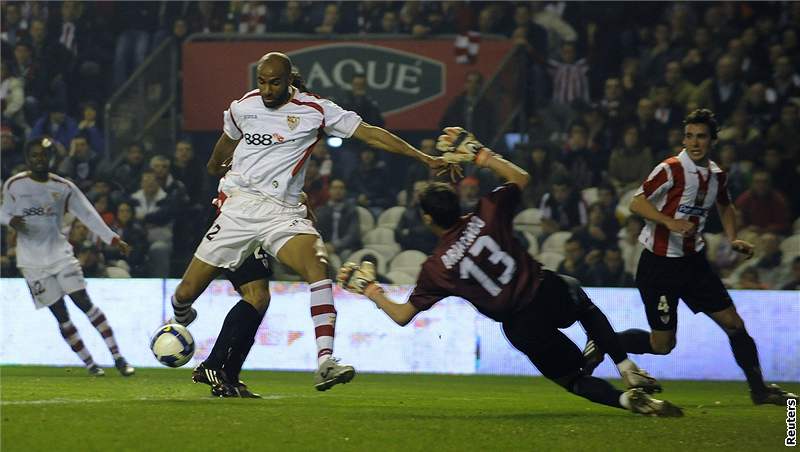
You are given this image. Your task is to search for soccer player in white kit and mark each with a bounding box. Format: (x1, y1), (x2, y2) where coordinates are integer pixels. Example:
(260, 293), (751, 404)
(1, 138), (135, 377)
(169, 52), (454, 391)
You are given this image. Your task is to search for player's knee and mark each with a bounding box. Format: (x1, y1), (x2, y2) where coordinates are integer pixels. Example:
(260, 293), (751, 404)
(174, 280), (201, 303)
(650, 337), (676, 355)
(69, 291), (93, 312)
(241, 291), (270, 313)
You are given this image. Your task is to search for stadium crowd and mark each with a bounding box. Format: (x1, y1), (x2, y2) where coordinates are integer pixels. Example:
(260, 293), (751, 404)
(1, 1), (798, 290)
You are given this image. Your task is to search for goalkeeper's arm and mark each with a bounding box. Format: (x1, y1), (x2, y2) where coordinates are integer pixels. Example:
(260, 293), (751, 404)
(439, 127), (530, 189)
(477, 150), (530, 190)
(364, 287), (420, 327)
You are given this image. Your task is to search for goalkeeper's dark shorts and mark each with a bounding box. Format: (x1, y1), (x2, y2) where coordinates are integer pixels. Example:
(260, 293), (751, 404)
(224, 248), (272, 292)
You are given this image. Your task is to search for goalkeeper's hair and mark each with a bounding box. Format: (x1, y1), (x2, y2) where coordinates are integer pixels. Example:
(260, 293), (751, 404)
(419, 182), (461, 229)
(683, 108), (719, 140)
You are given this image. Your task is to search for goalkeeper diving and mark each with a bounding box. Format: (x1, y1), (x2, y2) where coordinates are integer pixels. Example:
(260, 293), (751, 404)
(337, 127), (683, 416)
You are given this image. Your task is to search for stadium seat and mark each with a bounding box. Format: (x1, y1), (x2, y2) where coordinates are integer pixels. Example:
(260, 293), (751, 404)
(615, 187), (639, 223)
(106, 266), (131, 278)
(345, 248), (389, 275)
(582, 187), (599, 205)
(377, 206), (407, 229)
(513, 208), (543, 237)
(355, 206), (375, 235)
(794, 217), (800, 234)
(363, 226), (398, 246)
(385, 270), (417, 285)
(541, 231), (572, 254)
(365, 243), (401, 263)
(780, 234), (800, 263)
(521, 231), (539, 257)
(536, 251), (565, 270)
(389, 250), (428, 276)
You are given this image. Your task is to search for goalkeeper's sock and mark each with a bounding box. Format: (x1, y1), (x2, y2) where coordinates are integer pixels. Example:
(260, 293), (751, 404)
(578, 306), (628, 364)
(617, 329), (655, 354)
(204, 300), (252, 369)
(569, 375), (624, 409)
(729, 329), (768, 393)
(222, 302), (266, 382)
(309, 279), (336, 366)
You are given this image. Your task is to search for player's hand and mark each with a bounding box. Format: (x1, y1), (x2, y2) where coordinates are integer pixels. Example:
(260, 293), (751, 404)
(337, 261), (378, 296)
(666, 218), (696, 237)
(112, 237), (131, 256)
(9, 216), (26, 232)
(429, 156), (463, 182)
(731, 239), (755, 260)
(436, 127), (484, 164)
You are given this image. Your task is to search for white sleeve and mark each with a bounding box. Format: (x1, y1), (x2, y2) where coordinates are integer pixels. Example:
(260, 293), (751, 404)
(635, 162), (673, 200)
(222, 101), (243, 140)
(65, 181), (118, 245)
(319, 98), (362, 138)
(0, 180), (15, 226)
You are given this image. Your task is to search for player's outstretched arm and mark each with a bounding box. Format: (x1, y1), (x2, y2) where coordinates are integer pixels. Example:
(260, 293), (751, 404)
(207, 133), (240, 177)
(337, 261), (420, 326)
(351, 122), (435, 166)
(436, 127), (530, 189)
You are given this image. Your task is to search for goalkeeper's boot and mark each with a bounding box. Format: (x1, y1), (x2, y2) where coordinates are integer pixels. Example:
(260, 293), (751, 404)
(192, 363), (228, 389)
(314, 356), (355, 391)
(88, 365), (105, 377)
(626, 388), (683, 417)
(114, 357), (135, 377)
(751, 384), (798, 405)
(581, 339), (604, 376)
(213, 380), (262, 398)
(622, 367), (662, 393)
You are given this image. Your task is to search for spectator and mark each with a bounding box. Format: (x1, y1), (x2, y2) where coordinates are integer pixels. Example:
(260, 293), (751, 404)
(339, 73), (384, 127)
(572, 203), (617, 252)
(303, 157), (330, 210)
(752, 233), (789, 289)
(766, 103), (800, 163)
(742, 82), (775, 132)
(316, 179), (361, 260)
(715, 142), (751, 201)
(274, 1), (310, 33)
(395, 180), (437, 254)
(650, 84), (684, 129)
(556, 236), (592, 284)
(596, 184), (620, 232)
(170, 140), (205, 205)
(0, 225), (20, 278)
(691, 54), (745, 124)
(761, 147), (797, 215)
(1, 3), (25, 50)
(547, 40), (590, 105)
(780, 257), (800, 291)
(403, 138), (443, 197)
(663, 60), (696, 108)
(347, 148), (393, 218)
(586, 246), (635, 287)
(57, 133), (99, 191)
(76, 101), (104, 156)
(558, 121), (603, 189)
(111, 143), (147, 194)
(717, 108), (763, 161)
(518, 143), (568, 208)
(539, 176), (588, 235)
(185, 1), (224, 34)
(12, 40), (49, 115)
(231, 1), (272, 34)
(130, 170), (173, 278)
(618, 215), (645, 276)
(377, 10), (401, 34)
(313, 3), (353, 34)
(149, 154), (191, 268)
(736, 266), (768, 290)
(766, 56), (800, 108)
(0, 125), (24, 179)
(598, 77), (630, 141)
(108, 201), (148, 277)
(634, 97), (667, 152)
(608, 125), (654, 193)
(29, 102), (78, 149)
(735, 170), (790, 235)
(1, 58), (25, 130)
(439, 71), (496, 144)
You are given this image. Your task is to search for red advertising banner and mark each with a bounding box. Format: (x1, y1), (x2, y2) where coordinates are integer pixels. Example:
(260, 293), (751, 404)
(182, 39), (514, 131)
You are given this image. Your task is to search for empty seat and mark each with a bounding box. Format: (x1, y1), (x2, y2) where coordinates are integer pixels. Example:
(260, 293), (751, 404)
(344, 248), (389, 275)
(377, 206), (407, 229)
(363, 226), (398, 246)
(780, 234), (800, 263)
(513, 208), (543, 237)
(389, 250), (428, 276)
(541, 231), (572, 254)
(355, 206), (375, 235)
(582, 187), (599, 205)
(537, 251), (565, 270)
(385, 270), (417, 285)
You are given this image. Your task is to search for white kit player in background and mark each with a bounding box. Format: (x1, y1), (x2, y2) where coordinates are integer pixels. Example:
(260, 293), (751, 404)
(1, 137), (135, 377)
(169, 52), (457, 391)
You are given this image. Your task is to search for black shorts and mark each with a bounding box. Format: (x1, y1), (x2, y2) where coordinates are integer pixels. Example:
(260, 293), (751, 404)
(635, 249), (732, 331)
(224, 248), (272, 292)
(501, 270), (595, 380)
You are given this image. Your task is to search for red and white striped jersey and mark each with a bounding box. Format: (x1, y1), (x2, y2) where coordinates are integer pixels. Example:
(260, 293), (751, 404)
(636, 150), (731, 257)
(221, 87), (361, 205)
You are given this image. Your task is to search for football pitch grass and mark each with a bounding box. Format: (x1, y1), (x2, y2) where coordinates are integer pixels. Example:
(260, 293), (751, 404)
(1, 366), (794, 451)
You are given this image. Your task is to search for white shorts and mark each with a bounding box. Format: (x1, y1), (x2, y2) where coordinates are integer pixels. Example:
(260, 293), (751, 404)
(20, 258), (87, 309)
(194, 190), (320, 270)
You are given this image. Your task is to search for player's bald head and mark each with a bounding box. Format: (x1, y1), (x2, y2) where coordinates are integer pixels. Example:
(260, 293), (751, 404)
(257, 52), (292, 76)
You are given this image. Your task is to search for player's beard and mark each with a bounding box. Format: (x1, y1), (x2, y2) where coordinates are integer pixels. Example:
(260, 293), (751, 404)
(263, 87), (291, 109)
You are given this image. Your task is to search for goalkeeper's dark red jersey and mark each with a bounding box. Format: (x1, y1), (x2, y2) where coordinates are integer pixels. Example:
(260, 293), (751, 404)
(408, 183), (543, 322)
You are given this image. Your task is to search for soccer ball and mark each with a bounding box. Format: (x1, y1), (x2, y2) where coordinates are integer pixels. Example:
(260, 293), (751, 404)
(150, 324), (195, 368)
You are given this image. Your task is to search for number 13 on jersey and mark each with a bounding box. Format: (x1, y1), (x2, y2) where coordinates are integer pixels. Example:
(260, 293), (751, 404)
(459, 236), (516, 296)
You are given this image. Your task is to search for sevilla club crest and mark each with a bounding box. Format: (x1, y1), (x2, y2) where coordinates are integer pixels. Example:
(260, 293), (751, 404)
(287, 115), (300, 131)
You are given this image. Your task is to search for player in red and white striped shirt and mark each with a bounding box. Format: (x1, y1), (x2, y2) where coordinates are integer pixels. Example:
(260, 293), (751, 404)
(598, 109), (795, 405)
